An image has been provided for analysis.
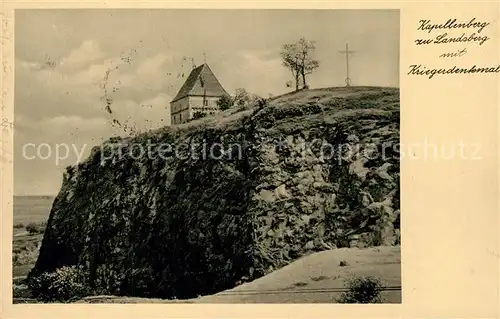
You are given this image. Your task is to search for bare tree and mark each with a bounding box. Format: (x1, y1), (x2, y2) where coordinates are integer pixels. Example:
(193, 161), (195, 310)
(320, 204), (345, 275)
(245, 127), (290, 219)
(280, 38), (319, 91)
(233, 88), (251, 106)
(296, 38), (319, 89)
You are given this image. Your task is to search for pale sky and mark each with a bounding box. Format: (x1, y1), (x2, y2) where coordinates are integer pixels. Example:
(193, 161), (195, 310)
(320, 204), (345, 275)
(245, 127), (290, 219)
(14, 9), (399, 195)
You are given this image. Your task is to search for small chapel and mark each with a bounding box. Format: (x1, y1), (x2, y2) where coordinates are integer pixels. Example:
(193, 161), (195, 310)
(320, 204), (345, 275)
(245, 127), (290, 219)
(170, 63), (229, 125)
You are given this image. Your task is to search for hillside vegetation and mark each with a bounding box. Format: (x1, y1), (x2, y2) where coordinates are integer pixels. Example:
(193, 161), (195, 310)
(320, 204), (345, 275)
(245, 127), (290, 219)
(28, 86), (400, 301)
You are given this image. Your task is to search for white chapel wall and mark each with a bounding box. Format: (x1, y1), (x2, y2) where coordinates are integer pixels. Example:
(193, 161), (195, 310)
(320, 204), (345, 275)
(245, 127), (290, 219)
(189, 96), (220, 117)
(171, 95), (224, 125)
(170, 96), (191, 125)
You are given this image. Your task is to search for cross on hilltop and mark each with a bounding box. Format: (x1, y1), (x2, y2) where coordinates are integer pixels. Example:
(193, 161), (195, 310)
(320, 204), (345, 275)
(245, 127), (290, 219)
(339, 43), (355, 87)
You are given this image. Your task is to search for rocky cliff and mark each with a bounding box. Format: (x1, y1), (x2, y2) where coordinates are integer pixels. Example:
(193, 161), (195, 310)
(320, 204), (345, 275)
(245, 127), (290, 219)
(29, 87), (400, 300)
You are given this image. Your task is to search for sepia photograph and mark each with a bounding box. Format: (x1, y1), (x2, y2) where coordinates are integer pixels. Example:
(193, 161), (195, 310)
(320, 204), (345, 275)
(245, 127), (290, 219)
(12, 9), (400, 304)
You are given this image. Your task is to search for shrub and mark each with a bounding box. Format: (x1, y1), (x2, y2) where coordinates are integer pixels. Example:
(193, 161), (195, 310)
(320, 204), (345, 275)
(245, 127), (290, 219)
(25, 222), (46, 235)
(216, 95), (234, 111)
(192, 111), (207, 120)
(336, 276), (384, 303)
(14, 223), (25, 229)
(28, 266), (91, 302)
(13, 242), (40, 266)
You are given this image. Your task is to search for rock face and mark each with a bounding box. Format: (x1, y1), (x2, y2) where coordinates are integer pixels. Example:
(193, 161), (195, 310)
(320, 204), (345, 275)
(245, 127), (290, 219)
(30, 87), (400, 299)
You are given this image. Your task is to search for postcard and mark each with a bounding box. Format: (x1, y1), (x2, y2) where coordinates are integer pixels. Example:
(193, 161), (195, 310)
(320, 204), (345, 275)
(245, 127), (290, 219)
(1, 1), (498, 318)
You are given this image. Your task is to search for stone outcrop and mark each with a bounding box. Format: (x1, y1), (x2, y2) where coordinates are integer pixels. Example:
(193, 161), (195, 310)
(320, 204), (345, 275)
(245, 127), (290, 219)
(30, 87), (400, 300)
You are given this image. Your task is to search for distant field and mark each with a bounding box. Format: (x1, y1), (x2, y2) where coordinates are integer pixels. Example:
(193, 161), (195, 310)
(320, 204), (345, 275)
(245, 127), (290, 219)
(12, 196), (54, 280)
(13, 196), (54, 225)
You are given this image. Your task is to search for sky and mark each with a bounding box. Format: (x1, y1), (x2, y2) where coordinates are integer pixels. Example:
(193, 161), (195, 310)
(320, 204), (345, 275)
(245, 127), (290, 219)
(14, 9), (399, 195)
